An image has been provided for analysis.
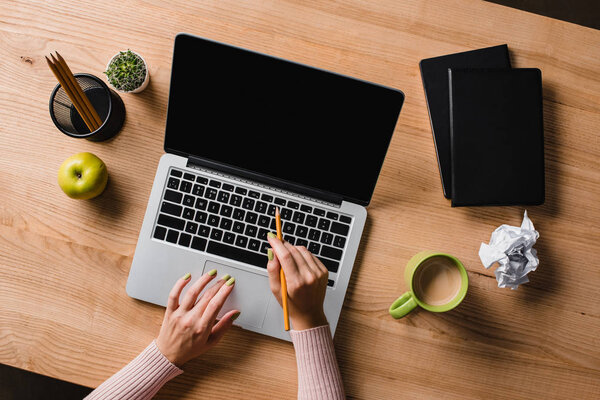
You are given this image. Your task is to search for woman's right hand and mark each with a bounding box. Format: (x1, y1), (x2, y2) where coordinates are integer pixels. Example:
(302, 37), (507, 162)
(266, 234), (329, 331)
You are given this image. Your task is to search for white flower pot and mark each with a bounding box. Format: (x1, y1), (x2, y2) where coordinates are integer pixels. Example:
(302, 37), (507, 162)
(106, 50), (150, 94)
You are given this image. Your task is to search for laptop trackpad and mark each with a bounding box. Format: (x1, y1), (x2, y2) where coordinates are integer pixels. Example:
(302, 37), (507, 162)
(203, 261), (270, 329)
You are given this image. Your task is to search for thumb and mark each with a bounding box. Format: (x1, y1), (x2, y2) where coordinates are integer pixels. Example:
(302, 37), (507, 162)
(266, 248), (282, 304)
(208, 310), (239, 347)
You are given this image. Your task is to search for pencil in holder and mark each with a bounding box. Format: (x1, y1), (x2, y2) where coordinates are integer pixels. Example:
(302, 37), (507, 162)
(49, 73), (125, 142)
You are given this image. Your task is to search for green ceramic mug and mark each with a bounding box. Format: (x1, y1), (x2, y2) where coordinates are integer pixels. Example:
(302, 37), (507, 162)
(389, 251), (468, 319)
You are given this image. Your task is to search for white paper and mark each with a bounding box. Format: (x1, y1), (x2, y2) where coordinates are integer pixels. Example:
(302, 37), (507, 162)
(479, 211), (539, 290)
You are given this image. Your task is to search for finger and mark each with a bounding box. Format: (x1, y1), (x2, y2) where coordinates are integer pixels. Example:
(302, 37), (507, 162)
(312, 254), (330, 276)
(179, 270), (217, 310)
(266, 248), (282, 302)
(283, 241), (315, 281)
(199, 279), (235, 330)
(207, 309), (240, 347)
(191, 275), (228, 317)
(296, 245), (323, 276)
(268, 234), (299, 278)
(167, 273), (192, 313)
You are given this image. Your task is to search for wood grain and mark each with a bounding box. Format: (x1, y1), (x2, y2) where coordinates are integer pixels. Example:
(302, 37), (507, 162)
(1, 0), (599, 398)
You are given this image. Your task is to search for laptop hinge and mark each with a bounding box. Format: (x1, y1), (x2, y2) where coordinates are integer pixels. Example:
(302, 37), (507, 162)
(187, 156), (343, 207)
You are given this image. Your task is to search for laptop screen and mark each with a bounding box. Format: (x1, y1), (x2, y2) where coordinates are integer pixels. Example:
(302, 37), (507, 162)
(165, 34), (404, 205)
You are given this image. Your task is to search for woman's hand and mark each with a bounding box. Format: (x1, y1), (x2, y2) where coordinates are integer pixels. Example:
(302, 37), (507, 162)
(266, 234), (329, 330)
(156, 271), (239, 366)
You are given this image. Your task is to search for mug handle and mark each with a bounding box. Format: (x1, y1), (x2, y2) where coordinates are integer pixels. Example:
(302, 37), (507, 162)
(389, 292), (418, 319)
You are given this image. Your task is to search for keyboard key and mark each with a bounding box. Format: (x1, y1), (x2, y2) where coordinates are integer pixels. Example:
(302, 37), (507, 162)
(270, 219), (277, 230)
(206, 188), (218, 200)
(161, 201), (182, 217)
(183, 173), (195, 181)
(274, 197), (286, 206)
(185, 221), (198, 235)
(287, 201), (299, 209)
(180, 181), (192, 193)
(245, 225), (257, 237)
(192, 184), (205, 196)
(164, 189), (182, 204)
(318, 218), (331, 231)
(330, 222), (350, 236)
(153, 226), (167, 240)
(305, 215), (318, 227)
(300, 205), (312, 213)
(198, 225), (210, 237)
(255, 201), (267, 214)
(258, 215), (271, 227)
(230, 194), (242, 207)
(261, 194), (273, 202)
(326, 211), (339, 220)
(340, 215), (352, 224)
(318, 257), (339, 273)
(296, 238), (308, 247)
(191, 236), (207, 251)
(208, 201), (220, 214)
(235, 187), (247, 195)
(281, 208), (293, 220)
(235, 236), (248, 248)
(194, 211), (207, 224)
(267, 204), (277, 216)
(178, 233), (191, 247)
(245, 212), (258, 224)
(207, 241), (268, 268)
(292, 211), (305, 224)
(283, 222), (295, 234)
(158, 214), (185, 230)
(209, 180), (221, 188)
(258, 228), (269, 240)
(242, 198), (255, 210)
(166, 229), (179, 243)
(220, 218), (233, 230)
(233, 221), (245, 234)
(295, 225), (308, 238)
(308, 229), (321, 241)
(218, 191), (230, 203)
(308, 242), (321, 254)
(321, 245), (342, 260)
(195, 198), (207, 210)
(207, 215), (220, 227)
(333, 235), (346, 248)
(167, 177), (180, 190)
(220, 205), (233, 217)
(182, 208), (195, 220)
(248, 190), (260, 199)
(222, 183), (234, 192)
(321, 232), (333, 245)
(248, 239), (260, 252)
(196, 176), (208, 184)
(170, 169), (182, 177)
(327, 279), (335, 287)
(285, 236), (296, 245)
(210, 228), (223, 241)
(223, 232), (235, 244)
(260, 241), (270, 253)
(183, 195), (195, 207)
(233, 209), (245, 221)
(314, 208), (325, 216)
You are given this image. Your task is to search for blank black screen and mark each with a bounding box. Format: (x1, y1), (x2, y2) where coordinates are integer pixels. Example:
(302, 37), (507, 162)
(165, 34), (404, 205)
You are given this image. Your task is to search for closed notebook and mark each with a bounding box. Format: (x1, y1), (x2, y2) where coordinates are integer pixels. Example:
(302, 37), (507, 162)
(449, 68), (544, 207)
(419, 45), (511, 199)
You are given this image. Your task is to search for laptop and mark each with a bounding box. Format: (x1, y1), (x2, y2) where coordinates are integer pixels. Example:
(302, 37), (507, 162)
(127, 33), (404, 341)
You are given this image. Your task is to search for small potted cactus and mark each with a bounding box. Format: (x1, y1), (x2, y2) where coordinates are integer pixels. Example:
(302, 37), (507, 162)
(104, 50), (149, 93)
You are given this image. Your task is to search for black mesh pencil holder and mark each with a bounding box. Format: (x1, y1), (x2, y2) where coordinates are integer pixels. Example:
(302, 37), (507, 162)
(49, 73), (125, 142)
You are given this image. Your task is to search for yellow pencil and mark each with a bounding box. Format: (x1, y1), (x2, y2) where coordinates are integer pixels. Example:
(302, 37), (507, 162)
(275, 207), (290, 331)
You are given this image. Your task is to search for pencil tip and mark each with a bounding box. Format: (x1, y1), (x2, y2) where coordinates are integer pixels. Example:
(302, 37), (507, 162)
(275, 206), (280, 215)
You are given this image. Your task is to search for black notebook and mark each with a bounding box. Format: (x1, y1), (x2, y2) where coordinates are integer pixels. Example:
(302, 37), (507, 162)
(449, 68), (545, 207)
(419, 45), (511, 198)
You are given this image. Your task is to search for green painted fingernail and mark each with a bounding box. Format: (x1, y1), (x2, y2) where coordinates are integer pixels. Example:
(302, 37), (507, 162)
(226, 277), (235, 286)
(208, 269), (217, 276)
(220, 274), (230, 281)
(267, 248), (274, 261)
(267, 232), (276, 239)
(182, 272), (191, 280)
(232, 311), (241, 321)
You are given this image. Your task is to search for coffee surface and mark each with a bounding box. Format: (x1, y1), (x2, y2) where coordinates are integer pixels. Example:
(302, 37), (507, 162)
(413, 256), (461, 306)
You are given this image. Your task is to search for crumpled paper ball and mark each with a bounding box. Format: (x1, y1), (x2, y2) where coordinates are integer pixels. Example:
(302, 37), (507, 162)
(479, 211), (539, 289)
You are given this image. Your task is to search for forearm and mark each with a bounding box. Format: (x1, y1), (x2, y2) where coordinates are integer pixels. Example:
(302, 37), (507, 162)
(290, 325), (345, 400)
(85, 340), (183, 400)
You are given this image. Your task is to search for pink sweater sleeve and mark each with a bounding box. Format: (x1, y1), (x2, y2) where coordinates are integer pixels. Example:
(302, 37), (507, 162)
(85, 340), (183, 400)
(290, 325), (345, 400)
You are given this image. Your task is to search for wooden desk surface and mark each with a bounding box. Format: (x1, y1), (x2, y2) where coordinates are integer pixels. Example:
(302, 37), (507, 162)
(1, 0), (599, 398)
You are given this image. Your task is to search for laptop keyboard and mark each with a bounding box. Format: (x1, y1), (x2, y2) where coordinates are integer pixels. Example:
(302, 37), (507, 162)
(152, 168), (353, 287)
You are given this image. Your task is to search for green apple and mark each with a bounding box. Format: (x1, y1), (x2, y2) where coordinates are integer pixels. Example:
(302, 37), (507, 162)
(58, 152), (108, 199)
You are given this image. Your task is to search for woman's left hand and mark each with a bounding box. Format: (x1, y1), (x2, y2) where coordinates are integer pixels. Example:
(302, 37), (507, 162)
(156, 271), (239, 366)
